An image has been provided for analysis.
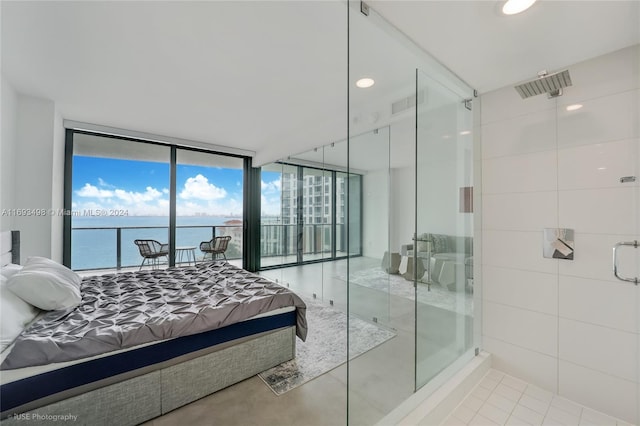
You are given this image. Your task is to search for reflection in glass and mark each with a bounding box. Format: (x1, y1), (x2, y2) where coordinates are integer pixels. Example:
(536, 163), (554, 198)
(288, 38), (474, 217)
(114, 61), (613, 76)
(259, 153), (360, 270)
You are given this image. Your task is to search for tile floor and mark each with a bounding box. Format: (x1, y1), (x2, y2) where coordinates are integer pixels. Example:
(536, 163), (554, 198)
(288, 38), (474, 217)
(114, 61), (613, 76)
(442, 369), (635, 426)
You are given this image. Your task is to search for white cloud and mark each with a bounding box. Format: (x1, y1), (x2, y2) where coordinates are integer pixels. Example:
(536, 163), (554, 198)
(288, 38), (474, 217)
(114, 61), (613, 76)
(98, 178), (115, 188)
(179, 174), (227, 201)
(74, 182), (170, 216)
(261, 178), (281, 194)
(73, 175), (247, 217)
(114, 186), (163, 203)
(76, 183), (114, 198)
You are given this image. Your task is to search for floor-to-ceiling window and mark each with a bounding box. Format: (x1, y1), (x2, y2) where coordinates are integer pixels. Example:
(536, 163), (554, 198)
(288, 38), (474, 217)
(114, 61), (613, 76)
(176, 149), (244, 263)
(259, 161), (361, 270)
(64, 130), (248, 271)
(68, 133), (171, 271)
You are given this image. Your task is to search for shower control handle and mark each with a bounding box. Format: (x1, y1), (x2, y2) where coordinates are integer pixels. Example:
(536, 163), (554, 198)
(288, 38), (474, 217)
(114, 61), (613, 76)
(613, 241), (639, 285)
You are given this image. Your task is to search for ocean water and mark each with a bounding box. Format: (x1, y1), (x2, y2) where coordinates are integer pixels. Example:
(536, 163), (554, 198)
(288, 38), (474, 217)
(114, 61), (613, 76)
(71, 216), (243, 270)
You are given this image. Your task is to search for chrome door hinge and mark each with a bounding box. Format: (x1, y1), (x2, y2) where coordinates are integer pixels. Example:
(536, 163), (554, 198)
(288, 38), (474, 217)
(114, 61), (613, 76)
(464, 98), (472, 111)
(361, 1), (370, 16)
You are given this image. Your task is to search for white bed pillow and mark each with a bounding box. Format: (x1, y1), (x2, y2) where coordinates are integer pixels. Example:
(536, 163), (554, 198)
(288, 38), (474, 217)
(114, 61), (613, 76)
(6, 257), (81, 311)
(0, 263), (23, 280)
(0, 275), (39, 351)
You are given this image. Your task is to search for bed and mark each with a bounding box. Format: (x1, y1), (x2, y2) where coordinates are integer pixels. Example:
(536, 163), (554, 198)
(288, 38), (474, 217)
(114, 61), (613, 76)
(0, 230), (306, 425)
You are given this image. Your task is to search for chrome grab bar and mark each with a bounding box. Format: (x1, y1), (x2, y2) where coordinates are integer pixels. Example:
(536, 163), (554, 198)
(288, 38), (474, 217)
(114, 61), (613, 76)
(613, 240), (638, 285)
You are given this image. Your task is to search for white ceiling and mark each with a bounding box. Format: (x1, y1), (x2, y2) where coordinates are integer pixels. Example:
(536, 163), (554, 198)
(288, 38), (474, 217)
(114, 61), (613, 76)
(2, 1), (638, 166)
(370, 0), (640, 94)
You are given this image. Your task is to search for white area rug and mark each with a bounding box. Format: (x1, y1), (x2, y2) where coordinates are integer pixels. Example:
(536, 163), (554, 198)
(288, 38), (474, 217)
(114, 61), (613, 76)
(258, 297), (395, 395)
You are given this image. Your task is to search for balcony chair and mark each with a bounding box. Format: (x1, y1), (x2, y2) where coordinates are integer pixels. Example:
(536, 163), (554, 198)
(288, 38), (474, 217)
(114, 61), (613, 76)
(200, 236), (231, 261)
(134, 239), (169, 270)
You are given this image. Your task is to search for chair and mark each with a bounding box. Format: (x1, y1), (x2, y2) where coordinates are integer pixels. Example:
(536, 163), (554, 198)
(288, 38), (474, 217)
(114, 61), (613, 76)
(134, 239), (169, 270)
(200, 236), (231, 261)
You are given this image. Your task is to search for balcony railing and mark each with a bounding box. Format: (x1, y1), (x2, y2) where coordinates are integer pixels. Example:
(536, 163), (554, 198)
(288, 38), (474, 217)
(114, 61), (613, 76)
(259, 223), (346, 258)
(71, 223), (349, 271)
(71, 225), (242, 271)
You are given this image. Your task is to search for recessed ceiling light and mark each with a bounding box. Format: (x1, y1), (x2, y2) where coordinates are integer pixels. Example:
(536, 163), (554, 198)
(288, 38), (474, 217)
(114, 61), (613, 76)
(502, 0), (537, 15)
(566, 104), (583, 111)
(356, 78), (375, 89)
(459, 130), (471, 136)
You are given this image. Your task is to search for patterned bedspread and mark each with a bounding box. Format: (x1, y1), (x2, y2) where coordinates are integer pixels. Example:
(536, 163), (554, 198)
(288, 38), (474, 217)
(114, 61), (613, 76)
(1, 261), (306, 370)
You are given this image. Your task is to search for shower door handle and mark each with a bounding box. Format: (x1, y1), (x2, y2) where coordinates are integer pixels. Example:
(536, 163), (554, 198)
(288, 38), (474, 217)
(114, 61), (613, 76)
(613, 241), (639, 285)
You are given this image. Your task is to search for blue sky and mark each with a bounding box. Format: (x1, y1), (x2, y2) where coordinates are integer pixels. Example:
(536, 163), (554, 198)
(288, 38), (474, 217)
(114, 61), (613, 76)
(260, 170), (282, 216)
(72, 156), (275, 216)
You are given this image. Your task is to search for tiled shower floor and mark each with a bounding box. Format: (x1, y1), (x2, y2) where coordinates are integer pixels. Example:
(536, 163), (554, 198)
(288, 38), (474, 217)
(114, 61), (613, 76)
(442, 369), (635, 426)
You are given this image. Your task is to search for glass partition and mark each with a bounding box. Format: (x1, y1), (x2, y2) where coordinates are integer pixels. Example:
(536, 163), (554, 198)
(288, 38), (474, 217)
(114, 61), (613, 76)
(415, 70), (475, 388)
(260, 162), (290, 268)
(259, 140), (355, 308)
(345, 127), (390, 325)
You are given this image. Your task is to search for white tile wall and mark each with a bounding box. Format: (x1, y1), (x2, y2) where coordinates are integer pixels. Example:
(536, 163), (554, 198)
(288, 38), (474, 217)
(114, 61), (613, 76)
(559, 187), (637, 235)
(558, 45), (640, 104)
(483, 337), (558, 394)
(559, 361), (638, 424)
(483, 302), (557, 356)
(557, 89), (640, 149)
(481, 108), (556, 159)
(483, 266), (557, 315)
(558, 275), (638, 333)
(482, 151), (558, 194)
(481, 44), (639, 423)
(481, 87), (554, 125)
(559, 318), (638, 380)
(482, 230), (557, 273)
(483, 192), (557, 232)
(557, 139), (640, 190)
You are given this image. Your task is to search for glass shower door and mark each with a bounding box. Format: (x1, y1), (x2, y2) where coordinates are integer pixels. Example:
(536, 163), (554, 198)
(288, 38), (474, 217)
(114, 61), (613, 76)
(415, 69), (475, 389)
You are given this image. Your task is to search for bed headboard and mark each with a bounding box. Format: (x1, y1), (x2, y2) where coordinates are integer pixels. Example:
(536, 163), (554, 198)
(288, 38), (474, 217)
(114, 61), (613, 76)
(0, 230), (20, 266)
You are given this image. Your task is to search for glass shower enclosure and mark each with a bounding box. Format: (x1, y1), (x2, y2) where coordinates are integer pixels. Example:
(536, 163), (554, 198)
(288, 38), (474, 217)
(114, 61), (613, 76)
(347, 2), (480, 423)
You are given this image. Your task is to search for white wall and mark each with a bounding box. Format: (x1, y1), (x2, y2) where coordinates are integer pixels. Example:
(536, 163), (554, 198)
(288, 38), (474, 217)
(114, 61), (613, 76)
(0, 81), (65, 261)
(0, 75), (17, 232)
(13, 95), (55, 260)
(362, 168), (389, 259)
(480, 45), (639, 423)
(389, 165), (414, 253)
(50, 107), (65, 262)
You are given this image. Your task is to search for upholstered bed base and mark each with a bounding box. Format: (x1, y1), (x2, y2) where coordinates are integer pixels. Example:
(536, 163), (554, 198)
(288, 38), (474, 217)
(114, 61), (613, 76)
(1, 326), (295, 425)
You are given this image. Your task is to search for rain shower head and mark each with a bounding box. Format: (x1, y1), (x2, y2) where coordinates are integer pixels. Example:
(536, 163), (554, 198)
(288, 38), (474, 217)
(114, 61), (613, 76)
(514, 69), (572, 99)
